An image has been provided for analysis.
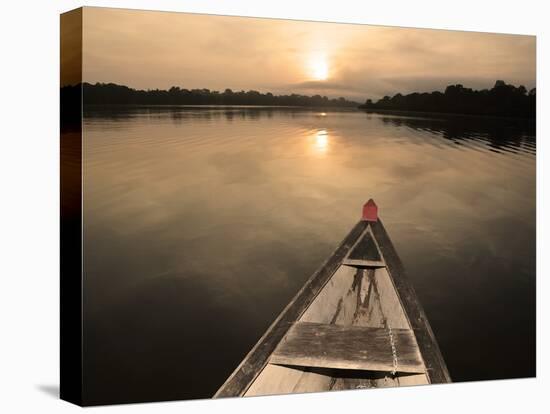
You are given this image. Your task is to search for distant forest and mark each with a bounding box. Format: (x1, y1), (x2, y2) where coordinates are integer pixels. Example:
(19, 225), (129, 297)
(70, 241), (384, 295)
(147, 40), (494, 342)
(62, 82), (359, 107)
(359, 81), (535, 118)
(61, 80), (536, 118)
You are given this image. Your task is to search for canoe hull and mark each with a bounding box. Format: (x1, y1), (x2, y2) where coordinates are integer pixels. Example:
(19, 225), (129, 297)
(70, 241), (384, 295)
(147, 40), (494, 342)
(215, 216), (450, 398)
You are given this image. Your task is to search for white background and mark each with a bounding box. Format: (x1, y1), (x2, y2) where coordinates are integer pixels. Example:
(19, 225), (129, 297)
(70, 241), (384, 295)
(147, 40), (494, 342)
(0, 0), (547, 412)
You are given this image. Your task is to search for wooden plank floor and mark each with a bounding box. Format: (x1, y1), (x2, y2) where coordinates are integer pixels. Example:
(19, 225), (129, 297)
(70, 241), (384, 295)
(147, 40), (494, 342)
(270, 322), (425, 374)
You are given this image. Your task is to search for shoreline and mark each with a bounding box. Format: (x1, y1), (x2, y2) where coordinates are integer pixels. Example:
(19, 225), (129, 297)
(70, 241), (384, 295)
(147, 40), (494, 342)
(358, 107), (536, 122)
(82, 103), (361, 110)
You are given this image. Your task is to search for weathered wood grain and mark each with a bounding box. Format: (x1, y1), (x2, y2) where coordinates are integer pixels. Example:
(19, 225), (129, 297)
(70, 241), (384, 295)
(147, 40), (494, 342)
(270, 322), (425, 373)
(244, 364), (331, 396)
(246, 266), (366, 397)
(370, 219), (451, 383)
(342, 258), (385, 267)
(299, 266), (358, 324)
(369, 267), (410, 329)
(396, 373), (429, 386)
(214, 221), (369, 398)
(331, 376), (374, 390)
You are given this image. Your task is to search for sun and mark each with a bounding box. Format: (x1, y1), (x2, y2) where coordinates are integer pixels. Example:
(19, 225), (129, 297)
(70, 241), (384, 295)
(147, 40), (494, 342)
(309, 54), (329, 81)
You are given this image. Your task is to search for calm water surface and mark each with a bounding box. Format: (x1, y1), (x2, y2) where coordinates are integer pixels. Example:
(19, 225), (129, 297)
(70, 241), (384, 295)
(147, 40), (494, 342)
(82, 107), (535, 404)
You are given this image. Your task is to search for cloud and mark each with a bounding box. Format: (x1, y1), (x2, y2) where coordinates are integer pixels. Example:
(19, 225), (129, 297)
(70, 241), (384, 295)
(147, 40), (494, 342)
(81, 7), (536, 101)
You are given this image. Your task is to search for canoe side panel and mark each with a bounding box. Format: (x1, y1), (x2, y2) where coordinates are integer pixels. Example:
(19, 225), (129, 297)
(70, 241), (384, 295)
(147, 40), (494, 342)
(370, 219), (451, 383)
(214, 220), (369, 398)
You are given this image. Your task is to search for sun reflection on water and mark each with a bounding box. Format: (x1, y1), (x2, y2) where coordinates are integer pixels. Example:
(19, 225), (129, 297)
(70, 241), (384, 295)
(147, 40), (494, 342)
(315, 129), (329, 152)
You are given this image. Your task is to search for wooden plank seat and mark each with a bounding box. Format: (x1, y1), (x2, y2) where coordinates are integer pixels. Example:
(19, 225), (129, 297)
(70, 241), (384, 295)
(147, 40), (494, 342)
(270, 322), (425, 374)
(342, 258), (386, 267)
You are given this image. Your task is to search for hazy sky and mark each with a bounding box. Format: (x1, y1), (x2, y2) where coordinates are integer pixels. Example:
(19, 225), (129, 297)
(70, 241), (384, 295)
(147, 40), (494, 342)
(81, 7), (536, 100)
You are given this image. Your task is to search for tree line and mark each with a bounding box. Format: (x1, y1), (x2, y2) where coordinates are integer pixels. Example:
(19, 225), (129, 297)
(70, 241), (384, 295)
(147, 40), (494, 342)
(63, 82), (359, 107)
(359, 80), (535, 118)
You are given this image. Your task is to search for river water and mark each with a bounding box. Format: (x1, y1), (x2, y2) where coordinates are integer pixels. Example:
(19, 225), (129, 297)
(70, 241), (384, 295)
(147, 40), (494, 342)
(82, 106), (535, 404)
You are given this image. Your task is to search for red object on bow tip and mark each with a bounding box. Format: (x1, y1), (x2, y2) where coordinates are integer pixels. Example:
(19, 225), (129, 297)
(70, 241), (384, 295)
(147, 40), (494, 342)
(362, 199), (378, 222)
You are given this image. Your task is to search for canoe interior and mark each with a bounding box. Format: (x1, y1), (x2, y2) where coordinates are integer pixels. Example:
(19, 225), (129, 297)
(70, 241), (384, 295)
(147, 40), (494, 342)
(215, 219), (450, 398)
